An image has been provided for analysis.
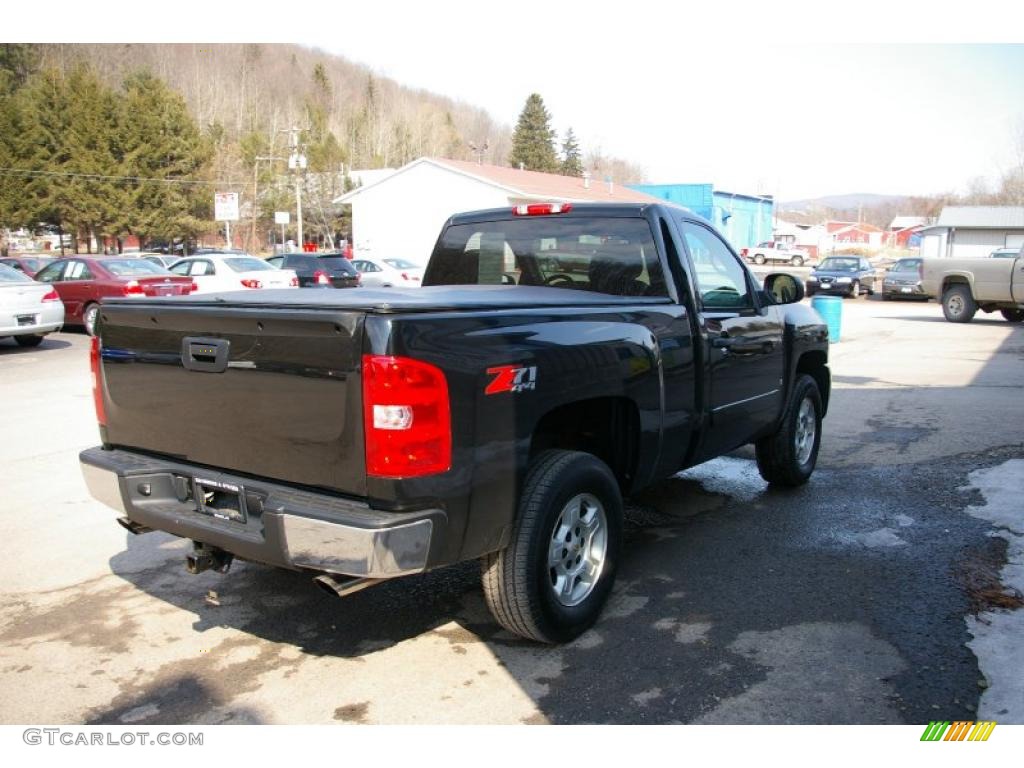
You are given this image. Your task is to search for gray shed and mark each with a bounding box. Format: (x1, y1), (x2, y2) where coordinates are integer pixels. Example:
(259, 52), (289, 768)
(918, 206), (1024, 259)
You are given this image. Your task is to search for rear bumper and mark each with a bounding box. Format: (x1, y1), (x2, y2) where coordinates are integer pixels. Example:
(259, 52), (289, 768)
(80, 447), (444, 578)
(0, 303), (64, 335)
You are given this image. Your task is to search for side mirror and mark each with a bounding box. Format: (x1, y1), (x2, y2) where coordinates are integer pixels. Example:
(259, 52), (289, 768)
(763, 273), (805, 305)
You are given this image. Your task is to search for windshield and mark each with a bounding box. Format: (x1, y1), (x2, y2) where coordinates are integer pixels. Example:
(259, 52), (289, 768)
(103, 259), (170, 276)
(0, 264), (33, 283)
(817, 258), (859, 272)
(424, 216), (667, 297)
(891, 258), (921, 272)
(224, 257), (275, 273)
(383, 258), (419, 270)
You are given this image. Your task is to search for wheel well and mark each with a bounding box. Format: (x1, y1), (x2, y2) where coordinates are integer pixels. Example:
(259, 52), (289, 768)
(530, 397), (640, 491)
(796, 351), (830, 415)
(941, 276), (970, 295)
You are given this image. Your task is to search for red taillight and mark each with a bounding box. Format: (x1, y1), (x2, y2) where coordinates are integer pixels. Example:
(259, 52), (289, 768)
(741, 248), (749, 258)
(122, 280), (144, 295)
(90, 336), (106, 427)
(41, 289), (59, 302)
(290, 276), (299, 287)
(314, 270), (331, 285)
(401, 272), (410, 281)
(362, 354), (450, 478)
(240, 278), (262, 289)
(189, 282), (199, 293)
(512, 202), (572, 216)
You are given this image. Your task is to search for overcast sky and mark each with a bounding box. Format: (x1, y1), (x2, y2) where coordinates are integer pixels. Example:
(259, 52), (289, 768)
(26, 2), (1024, 201)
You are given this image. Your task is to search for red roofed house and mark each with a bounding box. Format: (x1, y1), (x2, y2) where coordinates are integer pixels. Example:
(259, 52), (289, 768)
(332, 157), (664, 262)
(825, 220), (884, 247)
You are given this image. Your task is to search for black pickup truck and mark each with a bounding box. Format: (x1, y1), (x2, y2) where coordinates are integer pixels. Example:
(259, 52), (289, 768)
(81, 202), (830, 643)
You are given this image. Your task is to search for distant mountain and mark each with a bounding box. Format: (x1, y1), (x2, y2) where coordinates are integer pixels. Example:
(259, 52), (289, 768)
(781, 193), (910, 213)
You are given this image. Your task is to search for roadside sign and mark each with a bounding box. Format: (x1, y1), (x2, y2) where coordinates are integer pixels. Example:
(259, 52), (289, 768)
(214, 192), (240, 222)
(274, 211), (290, 225)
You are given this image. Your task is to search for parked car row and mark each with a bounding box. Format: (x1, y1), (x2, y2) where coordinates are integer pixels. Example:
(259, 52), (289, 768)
(1, 250), (430, 338)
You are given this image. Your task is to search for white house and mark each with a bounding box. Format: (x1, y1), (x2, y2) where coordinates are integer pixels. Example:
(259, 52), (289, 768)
(332, 157), (663, 262)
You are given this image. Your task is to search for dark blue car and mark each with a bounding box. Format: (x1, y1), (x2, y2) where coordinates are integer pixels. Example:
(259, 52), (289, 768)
(806, 256), (877, 299)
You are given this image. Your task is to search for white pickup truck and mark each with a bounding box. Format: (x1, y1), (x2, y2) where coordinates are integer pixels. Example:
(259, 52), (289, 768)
(741, 241), (810, 267)
(921, 250), (1024, 323)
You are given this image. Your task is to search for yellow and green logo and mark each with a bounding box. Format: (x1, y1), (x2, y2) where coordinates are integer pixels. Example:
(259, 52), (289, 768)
(920, 721), (996, 741)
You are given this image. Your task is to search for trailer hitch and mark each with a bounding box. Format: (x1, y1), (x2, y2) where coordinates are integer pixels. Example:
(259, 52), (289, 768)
(185, 542), (234, 574)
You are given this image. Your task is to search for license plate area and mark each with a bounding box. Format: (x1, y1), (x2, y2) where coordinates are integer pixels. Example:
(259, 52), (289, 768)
(16, 314), (36, 326)
(193, 477), (247, 523)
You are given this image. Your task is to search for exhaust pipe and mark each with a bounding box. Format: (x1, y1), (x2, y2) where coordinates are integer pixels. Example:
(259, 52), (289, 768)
(313, 574), (383, 598)
(117, 516), (152, 535)
(185, 542), (234, 575)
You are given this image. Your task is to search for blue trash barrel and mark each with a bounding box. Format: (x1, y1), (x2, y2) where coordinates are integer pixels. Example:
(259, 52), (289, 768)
(811, 295), (842, 343)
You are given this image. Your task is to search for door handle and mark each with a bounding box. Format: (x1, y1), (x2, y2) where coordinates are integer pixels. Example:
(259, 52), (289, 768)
(713, 337), (775, 354)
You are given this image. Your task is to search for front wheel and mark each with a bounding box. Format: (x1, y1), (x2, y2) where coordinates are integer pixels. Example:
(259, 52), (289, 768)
(755, 374), (823, 487)
(1000, 308), (1024, 323)
(849, 280), (862, 299)
(790, 255), (804, 267)
(753, 254), (766, 265)
(481, 450), (623, 643)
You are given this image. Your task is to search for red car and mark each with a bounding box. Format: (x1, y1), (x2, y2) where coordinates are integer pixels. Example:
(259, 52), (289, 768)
(0, 255), (57, 278)
(33, 257), (194, 335)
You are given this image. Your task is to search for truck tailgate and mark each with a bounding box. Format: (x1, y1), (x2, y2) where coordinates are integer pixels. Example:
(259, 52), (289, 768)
(97, 300), (366, 496)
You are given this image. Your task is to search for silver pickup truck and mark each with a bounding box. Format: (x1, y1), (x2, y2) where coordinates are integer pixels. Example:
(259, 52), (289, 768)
(922, 250), (1024, 323)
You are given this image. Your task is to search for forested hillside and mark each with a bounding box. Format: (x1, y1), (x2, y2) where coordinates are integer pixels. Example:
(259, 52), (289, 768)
(1, 43), (645, 252)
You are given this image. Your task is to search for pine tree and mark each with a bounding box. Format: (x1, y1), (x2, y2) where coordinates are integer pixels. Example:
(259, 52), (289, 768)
(560, 127), (583, 177)
(508, 93), (558, 173)
(117, 71), (212, 246)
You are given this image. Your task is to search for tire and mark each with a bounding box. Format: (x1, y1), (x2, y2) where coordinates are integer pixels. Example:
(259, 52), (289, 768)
(1000, 308), (1024, 323)
(754, 254), (766, 265)
(806, 288), (815, 298)
(755, 374), (823, 487)
(83, 303), (100, 336)
(941, 284), (977, 323)
(481, 450), (623, 644)
(881, 291), (890, 302)
(790, 255), (804, 267)
(849, 280), (861, 299)
(15, 334), (44, 347)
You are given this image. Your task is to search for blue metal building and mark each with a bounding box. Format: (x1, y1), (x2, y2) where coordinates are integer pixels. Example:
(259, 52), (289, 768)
(628, 183), (774, 251)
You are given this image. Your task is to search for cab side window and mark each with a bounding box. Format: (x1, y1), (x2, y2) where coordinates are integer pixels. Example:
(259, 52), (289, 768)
(676, 221), (752, 310)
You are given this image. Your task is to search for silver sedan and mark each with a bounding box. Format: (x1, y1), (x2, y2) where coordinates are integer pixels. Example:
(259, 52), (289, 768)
(0, 264), (65, 347)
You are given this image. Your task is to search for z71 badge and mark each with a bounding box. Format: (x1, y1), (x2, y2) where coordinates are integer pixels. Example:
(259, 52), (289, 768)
(486, 365), (537, 395)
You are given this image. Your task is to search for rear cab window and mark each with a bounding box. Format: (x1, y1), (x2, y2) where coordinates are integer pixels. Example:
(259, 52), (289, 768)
(424, 216), (669, 297)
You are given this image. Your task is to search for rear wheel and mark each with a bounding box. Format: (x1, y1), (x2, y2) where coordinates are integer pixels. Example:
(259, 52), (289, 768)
(481, 450), (623, 643)
(849, 280), (862, 299)
(755, 374), (823, 487)
(15, 334), (44, 347)
(941, 284), (977, 323)
(83, 303), (100, 336)
(753, 254), (766, 265)
(790, 255), (804, 267)
(1000, 308), (1024, 323)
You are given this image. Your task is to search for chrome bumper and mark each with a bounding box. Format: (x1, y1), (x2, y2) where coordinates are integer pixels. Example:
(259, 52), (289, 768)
(80, 448), (439, 579)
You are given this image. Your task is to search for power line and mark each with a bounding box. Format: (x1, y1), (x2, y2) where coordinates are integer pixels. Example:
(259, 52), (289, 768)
(0, 167), (244, 187)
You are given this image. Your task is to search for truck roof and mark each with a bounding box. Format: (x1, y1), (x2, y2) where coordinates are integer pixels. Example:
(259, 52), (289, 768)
(447, 201), (693, 225)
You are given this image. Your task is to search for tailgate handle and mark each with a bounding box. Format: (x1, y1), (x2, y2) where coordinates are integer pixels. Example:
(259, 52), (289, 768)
(182, 337), (230, 373)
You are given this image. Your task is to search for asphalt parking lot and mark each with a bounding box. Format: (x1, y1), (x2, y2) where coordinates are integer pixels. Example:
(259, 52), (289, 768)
(1, 296), (1022, 724)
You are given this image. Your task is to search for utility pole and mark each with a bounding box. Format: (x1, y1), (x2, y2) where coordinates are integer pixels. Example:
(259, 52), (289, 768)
(283, 126), (307, 247)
